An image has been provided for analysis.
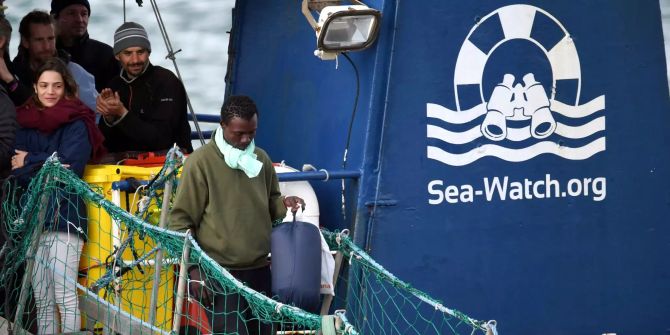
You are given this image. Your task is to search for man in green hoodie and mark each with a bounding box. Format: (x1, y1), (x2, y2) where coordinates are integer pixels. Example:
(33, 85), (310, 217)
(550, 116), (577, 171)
(169, 95), (303, 335)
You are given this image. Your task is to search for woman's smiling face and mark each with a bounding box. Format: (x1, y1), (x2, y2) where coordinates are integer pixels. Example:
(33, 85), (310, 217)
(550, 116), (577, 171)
(34, 70), (65, 107)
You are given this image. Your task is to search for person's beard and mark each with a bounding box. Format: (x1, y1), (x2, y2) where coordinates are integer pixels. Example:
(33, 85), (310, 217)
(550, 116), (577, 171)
(126, 61), (146, 77)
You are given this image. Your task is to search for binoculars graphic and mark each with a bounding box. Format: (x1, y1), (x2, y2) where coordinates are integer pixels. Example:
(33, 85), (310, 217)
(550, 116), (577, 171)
(481, 73), (557, 141)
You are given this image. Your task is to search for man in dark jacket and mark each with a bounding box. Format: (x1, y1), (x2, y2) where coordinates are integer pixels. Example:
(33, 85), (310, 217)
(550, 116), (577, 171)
(0, 15), (17, 322)
(51, 0), (119, 91)
(97, 22), (193, 153)
(0, 16), (15, 180)
(0, 18), (15, 179)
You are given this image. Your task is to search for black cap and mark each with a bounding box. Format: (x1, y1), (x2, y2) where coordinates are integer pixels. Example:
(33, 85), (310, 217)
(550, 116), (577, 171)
(51, 0), (91, 16)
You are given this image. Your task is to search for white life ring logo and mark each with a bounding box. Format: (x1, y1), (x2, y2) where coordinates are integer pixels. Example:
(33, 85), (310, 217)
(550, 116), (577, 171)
(426, 4), (606, 166)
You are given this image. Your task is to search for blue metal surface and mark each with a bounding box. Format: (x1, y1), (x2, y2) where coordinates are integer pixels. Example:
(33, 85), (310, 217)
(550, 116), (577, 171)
(188, 114), (220, 123)
(230, 0), (382, 230)
(112, 180), (149, 191)
(229, 0), (670, 333)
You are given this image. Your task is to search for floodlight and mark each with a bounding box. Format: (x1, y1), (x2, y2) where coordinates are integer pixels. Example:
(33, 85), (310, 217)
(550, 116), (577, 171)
(302, 0), (381, 60)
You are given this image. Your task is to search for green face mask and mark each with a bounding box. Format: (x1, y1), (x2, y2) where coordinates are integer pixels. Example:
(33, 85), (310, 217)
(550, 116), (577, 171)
(214, 126), (263, 178)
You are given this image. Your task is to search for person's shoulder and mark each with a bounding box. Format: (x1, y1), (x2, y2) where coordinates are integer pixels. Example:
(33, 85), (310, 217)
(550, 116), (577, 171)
(68, 61), (93, 78)
(86, 37), (114, 53)
(254, 146), (273, 163)
(184, 142), (217, 166)
(147, 65), (184, 93)
(151, 65), (179, 81)
(181, 143), (221, 179)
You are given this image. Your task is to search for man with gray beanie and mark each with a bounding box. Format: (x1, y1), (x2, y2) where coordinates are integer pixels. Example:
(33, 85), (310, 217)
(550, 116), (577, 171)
(97, 21), (193, 154)
(51, 0), (119, 91)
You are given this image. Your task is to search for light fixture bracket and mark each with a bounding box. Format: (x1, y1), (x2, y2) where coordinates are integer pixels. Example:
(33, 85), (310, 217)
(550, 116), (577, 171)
(308, 0), (342, 12)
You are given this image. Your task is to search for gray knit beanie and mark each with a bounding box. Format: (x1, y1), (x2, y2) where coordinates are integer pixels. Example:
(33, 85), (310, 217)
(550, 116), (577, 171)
(113, 22), (151, 55)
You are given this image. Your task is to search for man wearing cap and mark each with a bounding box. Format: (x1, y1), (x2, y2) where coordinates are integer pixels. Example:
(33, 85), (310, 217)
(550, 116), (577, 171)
(51, 0), (119, 91)
(97, 22), (193, 154)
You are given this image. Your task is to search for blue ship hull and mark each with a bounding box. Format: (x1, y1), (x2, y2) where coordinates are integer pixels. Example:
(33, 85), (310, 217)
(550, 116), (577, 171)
(227, 1), (670, 333)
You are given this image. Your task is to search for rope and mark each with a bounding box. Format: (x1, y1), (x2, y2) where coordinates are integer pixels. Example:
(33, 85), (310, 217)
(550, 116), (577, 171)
(319, 169), (330, 182)
(0, 154), (494, 335)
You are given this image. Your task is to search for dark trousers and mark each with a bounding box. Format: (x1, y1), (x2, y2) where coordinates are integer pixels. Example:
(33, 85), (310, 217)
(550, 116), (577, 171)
(208, 265), (273, 335)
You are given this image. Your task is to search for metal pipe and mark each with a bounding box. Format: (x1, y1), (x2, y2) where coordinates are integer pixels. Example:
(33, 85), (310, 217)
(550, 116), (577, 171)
(111, 180), (147, 191)
(111, 189), (123, 312)
(187, 114), (220, 123)
(112, 170), (361, 192)
(171, 230), (191, 333)
(148, 149), (177, 325)
(277, 170), (361, 182)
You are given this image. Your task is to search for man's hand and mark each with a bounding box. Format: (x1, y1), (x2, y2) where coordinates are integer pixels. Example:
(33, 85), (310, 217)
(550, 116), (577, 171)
(96, 88), (127, 122)
(188, 266), (213, 306)
(283, 196), (306, 213)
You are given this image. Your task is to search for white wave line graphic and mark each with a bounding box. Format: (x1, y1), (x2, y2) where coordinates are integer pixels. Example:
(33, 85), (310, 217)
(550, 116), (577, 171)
(427, 124), (481, 144)
(551, 95), (605, 118)
(427, 103), (486, 124)
(427, 124), (537, 143)
(428, 116), (606, 144)
(427, 96), (604, 124)
(555, 116), (605, 138)
(427, 137), (606, 166)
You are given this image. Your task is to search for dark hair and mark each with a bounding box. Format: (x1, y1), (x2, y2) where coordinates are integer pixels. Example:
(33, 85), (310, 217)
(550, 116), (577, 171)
(220, 95), (258, 125)
(32, 57), (78, 107)
(0, 17), (11, 54)
(19, 10), (54, 40)
(0, 17), (11, 40)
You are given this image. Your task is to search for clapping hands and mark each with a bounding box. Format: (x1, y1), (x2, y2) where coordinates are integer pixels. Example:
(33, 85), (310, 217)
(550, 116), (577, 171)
(96, 88), (127, 121)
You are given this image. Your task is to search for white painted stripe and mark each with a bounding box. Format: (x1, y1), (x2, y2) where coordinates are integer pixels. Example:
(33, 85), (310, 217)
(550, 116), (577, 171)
(427, 124), (482, 145)
(454, 40), (488, 85)
(555, 116), (605, 139)
(498, 4), (536, 39)
(426, 103), (486, 124)
(115, 27), (148, 36)
(428, 116), (605, 144)
(114, 35), (150, 43)
(547, 35), (581, 80)
(427, 137), (606, 166)
(551, 95), (605, 118)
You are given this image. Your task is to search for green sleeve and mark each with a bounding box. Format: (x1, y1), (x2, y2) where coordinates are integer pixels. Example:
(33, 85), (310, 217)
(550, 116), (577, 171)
(168, 157), (208, 233)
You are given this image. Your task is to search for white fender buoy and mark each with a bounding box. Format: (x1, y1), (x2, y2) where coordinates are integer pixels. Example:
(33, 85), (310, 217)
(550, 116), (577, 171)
(274, 164), (320, 226)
